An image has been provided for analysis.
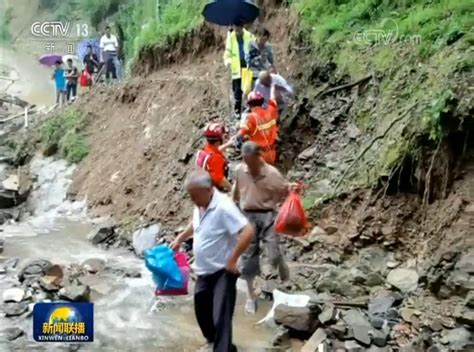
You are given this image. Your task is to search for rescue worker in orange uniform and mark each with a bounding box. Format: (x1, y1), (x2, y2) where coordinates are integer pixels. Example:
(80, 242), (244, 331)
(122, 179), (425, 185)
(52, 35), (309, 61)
(223, 87), (279, 164)
(196, 122), (232, 192)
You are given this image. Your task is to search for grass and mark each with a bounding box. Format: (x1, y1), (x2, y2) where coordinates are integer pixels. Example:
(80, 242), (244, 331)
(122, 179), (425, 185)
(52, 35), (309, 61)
(291, 0), (473, 192)
(40, 109), (89, 163)
(119, 0), (207, 64)
(0, 6), (12, 42)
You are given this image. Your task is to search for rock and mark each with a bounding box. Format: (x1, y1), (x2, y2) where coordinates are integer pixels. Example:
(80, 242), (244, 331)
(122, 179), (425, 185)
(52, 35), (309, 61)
(274, 304), (320, 333)
(82, 258), (106, 273)
(365, 273), (384, 287)
(0, 327), (24, 341)
(59, 284), (90, 302)
(345, 340), (364, 352)
(443, 327), (471, 348)
(466, 291), (474, 308)
(353, 324), (372, 346)
(45, 264), (64, 282)
(132, 223), (160, 257)
(324, 225), (338, 235)
(400, 308), (415, 322)
(457, 309), (474, 325)
(19, 259), (52, 281)
(308, 227), (327, 243)
(328, 324), (346, 339)
(455, 251), (474, 274)
(271, 326), (290, 348)
(446, 270), (473, 295)
(344, 309), (372, 328)
(346, 124), (361, 139)
(386, 269), (419, 292)
(90, 226), (115, 245)
(426, 347), (441, 352)
(429, 318), (443, 332)
(386, 261), (400, 269)
(318, 304), (336, 325)
(4, 302), (28, 317)
(2, 287), (25, 303)
(3, 257), (19, 270)
(371, 329), (388, 347)
(39, 276), (61, 292)
(367, 347), (389, 352)
(299, 146), (317, 161)
(302, 328), (327, 352)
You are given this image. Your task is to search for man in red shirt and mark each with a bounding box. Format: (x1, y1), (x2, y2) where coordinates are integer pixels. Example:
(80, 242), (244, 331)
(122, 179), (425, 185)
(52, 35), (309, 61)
(196, 123), (232, 192)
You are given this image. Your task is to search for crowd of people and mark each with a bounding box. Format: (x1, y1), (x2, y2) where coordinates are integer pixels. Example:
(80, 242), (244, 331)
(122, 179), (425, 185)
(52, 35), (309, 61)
(51, 26), (122, 106)
(172, 23), (298, 352)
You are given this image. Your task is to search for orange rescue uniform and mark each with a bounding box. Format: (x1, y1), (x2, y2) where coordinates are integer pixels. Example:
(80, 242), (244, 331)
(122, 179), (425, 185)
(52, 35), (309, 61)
(201, 143), (229, 187)
(239, 99), (279, 164)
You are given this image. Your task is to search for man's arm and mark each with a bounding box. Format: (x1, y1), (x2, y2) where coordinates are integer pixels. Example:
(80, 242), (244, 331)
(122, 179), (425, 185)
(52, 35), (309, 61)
(217, 178), (232, 193)
(231, 176), (240, 203)
(223, 32), (232, 66)
(274, 76), (294, 97)
(226, 223), (255, 274)
(170, 221), (193, 251)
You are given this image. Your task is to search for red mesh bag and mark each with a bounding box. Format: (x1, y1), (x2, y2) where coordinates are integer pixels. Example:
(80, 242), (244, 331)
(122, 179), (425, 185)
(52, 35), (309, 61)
(275, 190), (309, 236)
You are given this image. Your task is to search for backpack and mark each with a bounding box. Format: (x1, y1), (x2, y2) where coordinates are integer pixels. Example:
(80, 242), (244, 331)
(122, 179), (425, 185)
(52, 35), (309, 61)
(196, 150), (229, 178)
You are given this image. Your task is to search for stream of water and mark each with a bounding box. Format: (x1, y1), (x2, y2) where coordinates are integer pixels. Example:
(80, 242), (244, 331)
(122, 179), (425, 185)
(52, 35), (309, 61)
(0, 156), (274, 351)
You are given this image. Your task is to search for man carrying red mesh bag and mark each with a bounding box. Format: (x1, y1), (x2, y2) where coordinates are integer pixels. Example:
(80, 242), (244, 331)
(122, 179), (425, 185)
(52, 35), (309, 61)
(274, 186), (309, 236)
(232, 141), (302, 315)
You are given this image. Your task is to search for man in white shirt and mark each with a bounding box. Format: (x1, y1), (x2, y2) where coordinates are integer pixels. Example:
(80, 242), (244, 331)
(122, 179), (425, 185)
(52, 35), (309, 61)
(171, 170), (254, 352)
(100, 26), (119, 80)
(253, 70), (294, 115)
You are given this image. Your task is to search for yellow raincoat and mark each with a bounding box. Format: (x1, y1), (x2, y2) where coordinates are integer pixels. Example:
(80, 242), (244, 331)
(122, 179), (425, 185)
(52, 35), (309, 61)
(223, 29), (255, 80)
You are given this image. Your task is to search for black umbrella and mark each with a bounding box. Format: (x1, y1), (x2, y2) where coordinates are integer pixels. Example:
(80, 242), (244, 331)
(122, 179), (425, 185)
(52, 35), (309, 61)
(202, 0), (260, 26)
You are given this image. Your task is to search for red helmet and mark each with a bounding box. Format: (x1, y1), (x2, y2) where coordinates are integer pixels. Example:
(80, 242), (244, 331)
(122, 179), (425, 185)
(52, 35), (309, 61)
(203, 122), (227, 139)
(247, 91), (264, 105)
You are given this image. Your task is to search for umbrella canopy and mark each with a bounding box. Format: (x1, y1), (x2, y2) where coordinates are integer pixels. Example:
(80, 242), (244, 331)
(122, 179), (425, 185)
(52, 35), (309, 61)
(202, 0), (260, 26)
(77, 38), (100, 60)
(62, 54), (81, 65)
(39, 54), (63, 67)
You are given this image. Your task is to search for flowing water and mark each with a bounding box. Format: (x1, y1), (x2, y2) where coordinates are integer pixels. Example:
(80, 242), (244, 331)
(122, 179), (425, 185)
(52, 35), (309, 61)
(0, 156), (274, 351)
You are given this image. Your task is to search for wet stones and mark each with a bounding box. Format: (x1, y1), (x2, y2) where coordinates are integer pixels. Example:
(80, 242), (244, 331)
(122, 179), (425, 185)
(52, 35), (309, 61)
(386, 269), (419, 293)
(274, 304), (321, 333)
(90, 225), (116, 246)
(59, 284), (91, 302)
(82, 258), (106, 274)
(0, 327), (24, 341)
(2, 287), (26, 303)
(4, 301), (28, 317)
(18, 259), (52, 282)
(132, 223), (160, 257)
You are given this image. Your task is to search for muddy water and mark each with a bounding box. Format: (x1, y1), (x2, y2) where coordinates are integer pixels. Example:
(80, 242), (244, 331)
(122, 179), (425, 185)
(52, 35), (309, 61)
(0, 46), (55, 106)
(0, 156), (274, 351)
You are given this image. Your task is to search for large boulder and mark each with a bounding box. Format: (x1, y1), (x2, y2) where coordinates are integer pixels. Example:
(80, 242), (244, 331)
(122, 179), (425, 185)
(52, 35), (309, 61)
(274, 304), (320, 333)
(132, 223), (160, 257)
(368, 290), (403, 328)
(386, 268), (419, 293)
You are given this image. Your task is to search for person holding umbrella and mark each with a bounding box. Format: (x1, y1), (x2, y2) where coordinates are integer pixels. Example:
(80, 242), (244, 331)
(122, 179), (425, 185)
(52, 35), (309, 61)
(223, 21), (255, 120)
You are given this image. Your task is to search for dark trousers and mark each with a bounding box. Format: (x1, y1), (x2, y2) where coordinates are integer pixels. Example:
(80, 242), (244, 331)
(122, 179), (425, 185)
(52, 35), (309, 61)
(232, 78), (243, 117)
(194, 269), (238, 352)
(66, 83), (77, 101)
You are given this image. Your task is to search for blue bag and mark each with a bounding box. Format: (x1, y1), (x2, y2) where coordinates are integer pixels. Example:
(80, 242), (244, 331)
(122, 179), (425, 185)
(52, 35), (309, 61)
(144, 245), (183, 290)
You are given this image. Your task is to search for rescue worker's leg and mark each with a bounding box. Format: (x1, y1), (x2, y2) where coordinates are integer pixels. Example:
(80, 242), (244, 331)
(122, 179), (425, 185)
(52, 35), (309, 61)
(240, 212), (263, 314)
(232, 78), (243, 118)
(262, 212), (289, 281)
(194, 273), (217, 344)
(213, 270), (238, 352)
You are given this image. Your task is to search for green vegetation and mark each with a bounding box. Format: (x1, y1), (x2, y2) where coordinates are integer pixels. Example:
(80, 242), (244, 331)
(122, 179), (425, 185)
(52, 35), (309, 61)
(291, 0), (473, 191)
(119, 0), (207, 64)
(0, 6), (12, 42)
(40, 109), (89, 163)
